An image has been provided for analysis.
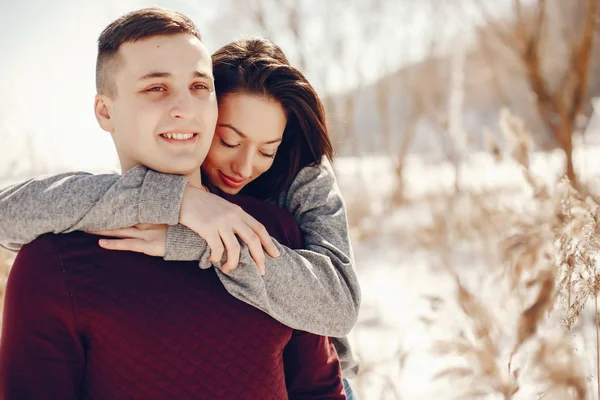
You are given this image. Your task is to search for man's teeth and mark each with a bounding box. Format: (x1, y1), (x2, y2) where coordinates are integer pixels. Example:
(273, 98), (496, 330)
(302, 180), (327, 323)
(162, 133), (195, 140)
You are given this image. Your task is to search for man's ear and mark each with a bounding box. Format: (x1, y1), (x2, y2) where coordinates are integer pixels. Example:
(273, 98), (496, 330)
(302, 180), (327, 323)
(94, 94), (114, 133)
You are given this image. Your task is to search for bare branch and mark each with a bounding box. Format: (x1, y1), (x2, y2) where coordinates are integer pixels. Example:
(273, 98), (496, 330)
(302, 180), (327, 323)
(474, 0), (520, 48)
(533, 0), (547, 43)
(513, 0), (525, 42)
(476, 29), (511, 107)
(567, 0), (599, 122)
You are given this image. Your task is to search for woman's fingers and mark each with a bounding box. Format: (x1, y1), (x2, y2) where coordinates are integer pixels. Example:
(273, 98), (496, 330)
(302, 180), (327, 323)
(234, 224), (266, 276)
(93, 224), (167, 258)
(98, 238), (164, 257)
(99, 238), (146, 253)
(243, 215), (279, 259)
(219, 230), (241, 274)
(88, 227), (141, 239)
(205, 233), (225, 265)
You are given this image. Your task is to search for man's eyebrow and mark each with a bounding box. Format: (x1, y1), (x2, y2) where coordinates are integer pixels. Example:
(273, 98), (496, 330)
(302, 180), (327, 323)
(193, 70), (213, 80)
(218, 123), (283, 144)
(138, 71), (171, 80)
(138, 70), (213, 80)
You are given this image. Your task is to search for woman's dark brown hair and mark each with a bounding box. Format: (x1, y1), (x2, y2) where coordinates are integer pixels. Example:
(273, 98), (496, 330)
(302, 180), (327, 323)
(211, 38), (334, 201)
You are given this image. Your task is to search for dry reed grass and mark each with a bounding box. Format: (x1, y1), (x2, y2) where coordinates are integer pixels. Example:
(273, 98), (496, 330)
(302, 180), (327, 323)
(421, 108), (593, 399)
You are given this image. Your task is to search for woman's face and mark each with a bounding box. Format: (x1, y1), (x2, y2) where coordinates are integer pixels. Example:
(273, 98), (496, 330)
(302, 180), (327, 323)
(202, 92), (287, 195)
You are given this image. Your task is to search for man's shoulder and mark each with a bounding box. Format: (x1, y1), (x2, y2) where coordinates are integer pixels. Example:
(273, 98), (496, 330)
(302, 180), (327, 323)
(17, 232), (168, 279)
(19, 232), (106, 267)
(34, 231), (99, 252)
(13, 234), (58, 265)
(9, 234), (71, 289)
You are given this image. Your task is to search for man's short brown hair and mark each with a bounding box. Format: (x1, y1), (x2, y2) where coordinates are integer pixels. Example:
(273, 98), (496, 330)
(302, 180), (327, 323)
(96, 7), (202, 97)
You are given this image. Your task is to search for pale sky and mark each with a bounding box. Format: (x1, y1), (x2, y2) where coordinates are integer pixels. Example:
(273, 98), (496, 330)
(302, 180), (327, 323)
(0, 0), (514, 178)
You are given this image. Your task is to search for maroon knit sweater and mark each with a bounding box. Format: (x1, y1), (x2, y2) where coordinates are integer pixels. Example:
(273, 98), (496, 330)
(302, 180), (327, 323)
(0, 194), (345, 400)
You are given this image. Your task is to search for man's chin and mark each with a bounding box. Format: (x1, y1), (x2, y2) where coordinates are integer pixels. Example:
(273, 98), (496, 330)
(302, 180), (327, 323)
(148, 163), (201, 177)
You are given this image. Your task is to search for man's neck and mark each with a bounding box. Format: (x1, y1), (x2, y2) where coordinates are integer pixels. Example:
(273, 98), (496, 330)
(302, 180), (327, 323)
(185, 169), (204, 190)
(120, 164), (204, 190)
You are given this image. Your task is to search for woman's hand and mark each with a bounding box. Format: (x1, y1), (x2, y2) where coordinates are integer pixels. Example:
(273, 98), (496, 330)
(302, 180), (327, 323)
(90, 223), (168, 257)
(179, 184), (280, 274)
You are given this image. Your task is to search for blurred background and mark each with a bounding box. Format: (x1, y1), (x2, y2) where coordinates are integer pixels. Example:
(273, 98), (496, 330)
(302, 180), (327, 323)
(3, 0), (600, 398)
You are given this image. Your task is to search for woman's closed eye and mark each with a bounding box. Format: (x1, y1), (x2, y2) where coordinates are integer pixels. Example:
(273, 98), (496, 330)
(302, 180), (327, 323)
(219, 138), (238, 148)
(219, 137), (277, 158)
(260, 151), (276, 159)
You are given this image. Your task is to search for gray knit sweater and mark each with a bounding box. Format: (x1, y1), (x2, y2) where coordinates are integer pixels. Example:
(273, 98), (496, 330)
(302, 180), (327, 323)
(0, 160), (360, 378)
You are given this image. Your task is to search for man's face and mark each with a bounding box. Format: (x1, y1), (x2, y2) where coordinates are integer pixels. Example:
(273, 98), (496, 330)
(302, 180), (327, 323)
(95, 33), (217, 184)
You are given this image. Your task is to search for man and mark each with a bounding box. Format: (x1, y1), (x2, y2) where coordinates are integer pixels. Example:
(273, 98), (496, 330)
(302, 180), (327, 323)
(0, 8), (344, 399)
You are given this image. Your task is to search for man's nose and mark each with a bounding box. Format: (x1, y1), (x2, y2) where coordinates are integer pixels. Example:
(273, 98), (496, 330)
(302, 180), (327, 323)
(169, 91), (195, 120)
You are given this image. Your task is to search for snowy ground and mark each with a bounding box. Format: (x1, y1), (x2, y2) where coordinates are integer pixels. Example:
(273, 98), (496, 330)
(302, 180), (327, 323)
(338, 147), (600, 399)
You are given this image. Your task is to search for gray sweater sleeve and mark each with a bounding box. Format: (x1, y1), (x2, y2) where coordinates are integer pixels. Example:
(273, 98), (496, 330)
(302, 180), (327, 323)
(0, 162), (360, 337)
(163, 160), (361, 337)
(0, 166), (187, 252)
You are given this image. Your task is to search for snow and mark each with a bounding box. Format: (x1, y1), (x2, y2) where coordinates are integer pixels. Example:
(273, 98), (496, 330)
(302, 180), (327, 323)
(338, 146), (600, 399)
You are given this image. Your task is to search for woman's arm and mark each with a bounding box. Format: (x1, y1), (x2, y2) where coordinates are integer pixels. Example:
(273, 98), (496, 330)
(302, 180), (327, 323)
(0, 166), (186, 251)
(166, 159), (361, 337)
(0, 162), (361, 336)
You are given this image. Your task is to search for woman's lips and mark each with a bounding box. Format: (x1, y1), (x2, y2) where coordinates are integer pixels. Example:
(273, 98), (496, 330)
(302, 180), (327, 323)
(218, 171), (247, 189)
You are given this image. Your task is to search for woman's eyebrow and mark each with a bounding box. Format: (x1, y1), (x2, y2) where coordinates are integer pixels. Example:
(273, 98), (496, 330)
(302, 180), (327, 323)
(218, 123), (283, 144)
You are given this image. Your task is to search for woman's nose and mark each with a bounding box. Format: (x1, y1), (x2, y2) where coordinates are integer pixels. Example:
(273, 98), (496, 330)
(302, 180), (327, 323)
(232, 151), (253, 178)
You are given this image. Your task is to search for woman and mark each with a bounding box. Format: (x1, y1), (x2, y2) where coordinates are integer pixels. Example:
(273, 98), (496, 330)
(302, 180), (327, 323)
(0, 38), (360, 398)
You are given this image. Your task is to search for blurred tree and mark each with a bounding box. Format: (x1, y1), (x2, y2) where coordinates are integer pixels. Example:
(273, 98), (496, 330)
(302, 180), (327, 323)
(474, 0), (600, 186)
(227, 0), (396, 156)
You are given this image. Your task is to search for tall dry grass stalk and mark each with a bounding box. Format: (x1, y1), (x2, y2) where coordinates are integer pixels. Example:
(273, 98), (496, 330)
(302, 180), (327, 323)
(425, 108), (594, 399)
(433, 271), (519, 399)
(433, 260), (585, 399)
